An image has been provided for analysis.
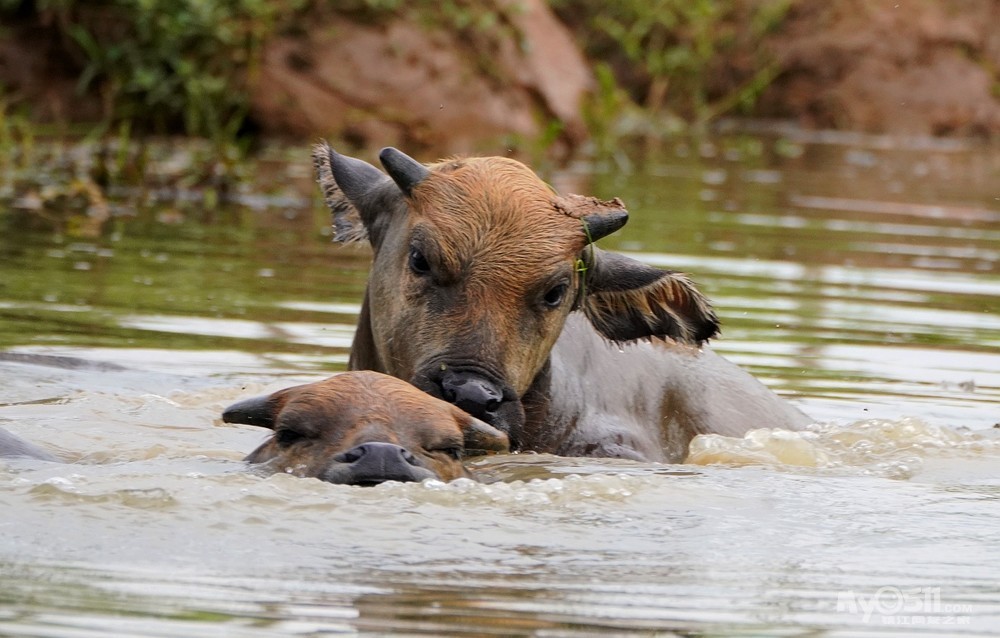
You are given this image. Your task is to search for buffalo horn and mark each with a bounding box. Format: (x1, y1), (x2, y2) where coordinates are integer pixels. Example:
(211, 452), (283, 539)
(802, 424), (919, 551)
(582, 208), (629, 242)
(329, 148), (391, 203)
(379, 147), (430, 196)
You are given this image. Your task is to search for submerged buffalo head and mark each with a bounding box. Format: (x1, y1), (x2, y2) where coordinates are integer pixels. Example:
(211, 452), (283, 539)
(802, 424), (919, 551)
(222, 371), (508, 485)
(314, 144), (718, 446)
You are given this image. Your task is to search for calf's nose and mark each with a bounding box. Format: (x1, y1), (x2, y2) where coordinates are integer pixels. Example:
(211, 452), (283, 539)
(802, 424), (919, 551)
(330, 442), (431, 485)
(440, 371), (502, 417)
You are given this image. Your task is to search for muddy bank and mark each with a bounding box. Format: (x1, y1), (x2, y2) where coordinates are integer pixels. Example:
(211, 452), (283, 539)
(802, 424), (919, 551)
(757, 0), (1000, 137)
(249, 0), (591, 154)
(0, 0), (997, 149)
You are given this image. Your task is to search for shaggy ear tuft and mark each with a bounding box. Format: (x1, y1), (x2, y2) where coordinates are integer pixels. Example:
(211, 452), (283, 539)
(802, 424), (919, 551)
(312, 141), (368, 244)
(581, 249), (719, 345)
(313, 142), (408, 249)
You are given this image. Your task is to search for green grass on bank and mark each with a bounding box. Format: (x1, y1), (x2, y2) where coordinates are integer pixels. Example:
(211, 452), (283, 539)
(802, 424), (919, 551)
(0, 0), (789, 150)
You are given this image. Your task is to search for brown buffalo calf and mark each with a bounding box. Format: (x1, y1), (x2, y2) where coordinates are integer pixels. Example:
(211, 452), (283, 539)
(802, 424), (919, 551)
(1, 372), (508, 486)
(313, 145), (812, 462)
(223, 371), (509, 485)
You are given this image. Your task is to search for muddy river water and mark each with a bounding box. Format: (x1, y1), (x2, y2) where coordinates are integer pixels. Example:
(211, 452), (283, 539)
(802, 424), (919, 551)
(1, 129), (998, 636)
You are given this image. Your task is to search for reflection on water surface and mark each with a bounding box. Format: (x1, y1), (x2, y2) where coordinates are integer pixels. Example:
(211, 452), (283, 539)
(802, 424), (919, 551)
(1, 130), (998, 636)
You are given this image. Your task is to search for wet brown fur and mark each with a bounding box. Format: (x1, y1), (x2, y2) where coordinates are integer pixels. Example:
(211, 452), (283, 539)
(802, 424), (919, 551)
(242, 371), (508, 482)
(328, 151), (695, 396)
(398, 157), (590, 390)
(311, 144), (810, 461)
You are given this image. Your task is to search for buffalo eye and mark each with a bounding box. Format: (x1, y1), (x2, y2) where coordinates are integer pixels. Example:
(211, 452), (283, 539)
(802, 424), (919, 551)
(408, 246), (431, 276)
(275, 428), (305, 447)
(542, 282), (569, 308)
(431, 445), (463, 461)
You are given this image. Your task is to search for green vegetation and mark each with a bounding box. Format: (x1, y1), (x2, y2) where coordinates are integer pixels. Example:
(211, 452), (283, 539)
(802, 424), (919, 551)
(0, 0), (794, 236)
(0, 0), (526, 144)
(554, 0), (790, 130)
(0, 0), (306, 233)
(0, 0), (788, 146)
(0, 0), (538, 233)
(0, 0), (310, 143)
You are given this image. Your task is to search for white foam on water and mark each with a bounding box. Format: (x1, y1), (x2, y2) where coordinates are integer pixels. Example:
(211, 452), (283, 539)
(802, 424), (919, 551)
(686, 417), (1000, 479)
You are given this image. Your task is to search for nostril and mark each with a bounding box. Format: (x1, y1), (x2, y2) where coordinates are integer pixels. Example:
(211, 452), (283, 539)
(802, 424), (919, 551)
(440, 372), (504, 418)
(333, 445), (367, 464)
(334, 442), (421, 467)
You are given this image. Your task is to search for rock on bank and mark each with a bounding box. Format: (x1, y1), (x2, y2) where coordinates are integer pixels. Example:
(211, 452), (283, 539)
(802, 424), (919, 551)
(248, 0), (592, 154)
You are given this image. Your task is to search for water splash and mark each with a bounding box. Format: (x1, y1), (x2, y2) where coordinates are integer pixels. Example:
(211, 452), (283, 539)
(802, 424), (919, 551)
(686, 417), (1000, 479)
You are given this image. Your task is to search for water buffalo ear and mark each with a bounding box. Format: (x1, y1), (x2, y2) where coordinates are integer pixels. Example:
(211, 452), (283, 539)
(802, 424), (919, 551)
(552, 194), (629, 242)
(222, 392), (286, 430)
(580, 248), (720, 345)
(312, 141), (395, 245)
(455, 410), (510, 456)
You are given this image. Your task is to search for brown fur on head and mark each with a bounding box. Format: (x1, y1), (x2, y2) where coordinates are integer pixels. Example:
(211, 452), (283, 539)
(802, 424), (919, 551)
(223, 371), (509, 484)
(312, 144), (719, 445)
(377, 155), (594, 393)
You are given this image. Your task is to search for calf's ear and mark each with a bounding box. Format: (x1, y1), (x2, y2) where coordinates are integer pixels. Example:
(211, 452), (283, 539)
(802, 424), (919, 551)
(222, 388), (297, 430)
(312, 141), (403, 247)
(455, 410), (510, 456)
(580, 248), (719, 345)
